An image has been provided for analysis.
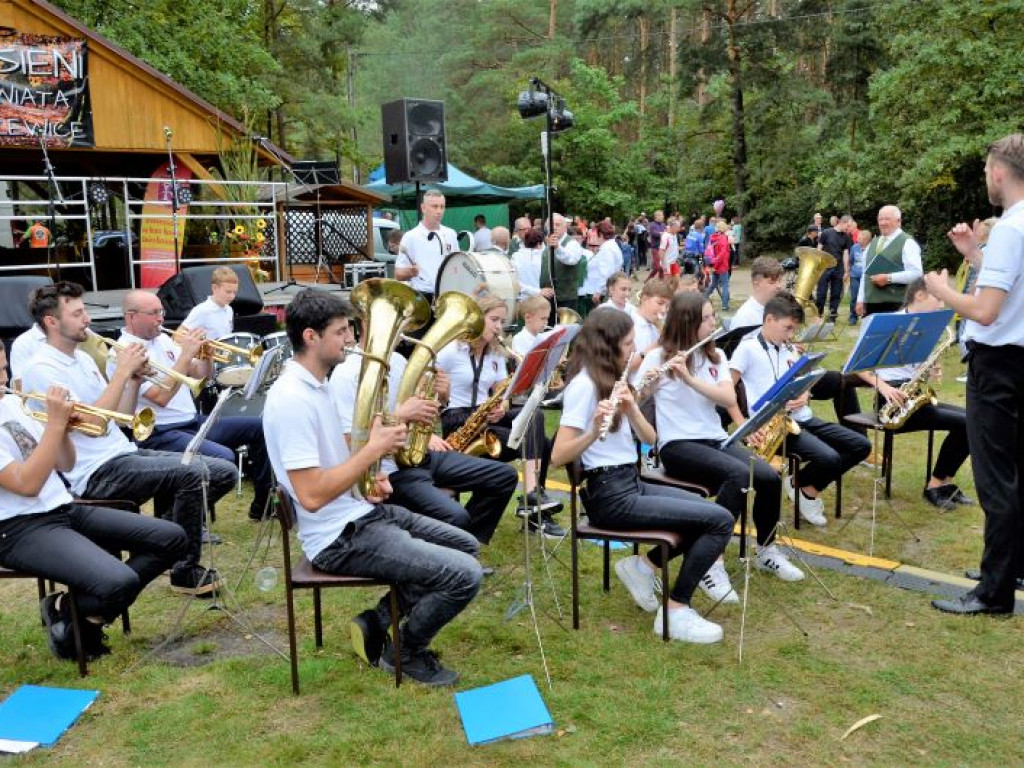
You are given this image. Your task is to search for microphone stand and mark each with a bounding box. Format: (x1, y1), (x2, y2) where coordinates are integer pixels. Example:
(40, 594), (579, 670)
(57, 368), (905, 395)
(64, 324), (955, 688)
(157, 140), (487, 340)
(37, 132), (63, 281)
(164, 127), (182, 274)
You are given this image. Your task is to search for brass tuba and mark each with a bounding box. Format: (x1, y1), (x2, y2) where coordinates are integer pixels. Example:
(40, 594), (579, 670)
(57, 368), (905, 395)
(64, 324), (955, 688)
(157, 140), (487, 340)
(395, 292), (484, 468)
(349, 279), (430, 499)
(792, 246), (837, 318)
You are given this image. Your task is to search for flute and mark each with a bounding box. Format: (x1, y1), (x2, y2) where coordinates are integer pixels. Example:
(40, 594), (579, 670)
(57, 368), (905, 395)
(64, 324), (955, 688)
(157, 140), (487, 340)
(598, 350), (636, 441)
(636, 326), (724, 401)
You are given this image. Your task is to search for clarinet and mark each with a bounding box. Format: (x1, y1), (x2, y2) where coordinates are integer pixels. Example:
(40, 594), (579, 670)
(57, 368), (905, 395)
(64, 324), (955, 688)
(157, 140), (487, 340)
(598, 351), (636, 441)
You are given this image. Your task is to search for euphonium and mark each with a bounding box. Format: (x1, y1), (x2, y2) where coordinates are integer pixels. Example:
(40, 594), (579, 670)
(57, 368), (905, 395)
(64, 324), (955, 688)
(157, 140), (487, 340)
(3, 386), (156, 441)
(791, 246), (837, 317)
(349, 278), (430, 499)
(878, 327), (955, 429)
(446, 376), (508, 458)
(395, 292), (484, 468)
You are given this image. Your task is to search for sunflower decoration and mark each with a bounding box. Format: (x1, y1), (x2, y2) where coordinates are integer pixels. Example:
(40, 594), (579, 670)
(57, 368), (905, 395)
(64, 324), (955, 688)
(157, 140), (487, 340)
(226, 217), (271, 283)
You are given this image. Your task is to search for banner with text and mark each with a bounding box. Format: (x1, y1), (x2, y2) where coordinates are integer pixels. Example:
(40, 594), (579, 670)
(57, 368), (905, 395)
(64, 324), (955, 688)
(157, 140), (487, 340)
(0, 33), (93, 147)
(140, 161), (192, 288)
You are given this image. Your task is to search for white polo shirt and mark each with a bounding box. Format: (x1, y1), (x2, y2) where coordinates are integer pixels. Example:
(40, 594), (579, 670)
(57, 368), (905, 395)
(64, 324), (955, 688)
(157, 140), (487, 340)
(395, 222), (459, 293)
(9, 325), (47, 380)
(328, 349), (406, 476)
(182, 297), (233, 339)
(964, 199), (1024, 347)
(0, 395), (74, 521)
(638, 348), (729, 446)
(580, 240), (623, 296)
(729, 297), (764, 332)
(264, 360), (374, 561)
(601, 300), (638, 319)
(729, 335), (813, 423)
(435, 341), (507, 409)
(21, 344), (137, 494)
(513, 247), (544, 297)
(631, 313), (661, 386)
(559, 369), (636, 470)
(512, 328), (537, 358)
(112, 330), (197, 426)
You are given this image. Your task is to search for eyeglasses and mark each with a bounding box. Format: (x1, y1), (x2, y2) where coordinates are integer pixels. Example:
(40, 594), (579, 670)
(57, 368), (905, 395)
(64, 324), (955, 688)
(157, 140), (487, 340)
(128, 308), (165, 317)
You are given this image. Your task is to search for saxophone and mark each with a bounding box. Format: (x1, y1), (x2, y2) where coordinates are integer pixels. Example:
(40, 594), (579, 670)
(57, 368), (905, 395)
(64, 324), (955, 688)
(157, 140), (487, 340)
(878, 327), (954, 430)
(394, 293), (484, 468)
(446, 376), (509, 458)
(349, 279), (430, 499)
(745, 411), (801, 472)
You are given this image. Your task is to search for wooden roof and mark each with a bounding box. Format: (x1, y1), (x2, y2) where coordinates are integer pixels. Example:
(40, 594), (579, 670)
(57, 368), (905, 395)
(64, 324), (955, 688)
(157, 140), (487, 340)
(0, 0), (291, 164)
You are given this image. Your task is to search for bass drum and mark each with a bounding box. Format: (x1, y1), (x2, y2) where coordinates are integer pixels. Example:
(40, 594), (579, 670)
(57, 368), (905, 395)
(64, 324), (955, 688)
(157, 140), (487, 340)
(212, 332), (262, 388)
(435, 251), (519, 321)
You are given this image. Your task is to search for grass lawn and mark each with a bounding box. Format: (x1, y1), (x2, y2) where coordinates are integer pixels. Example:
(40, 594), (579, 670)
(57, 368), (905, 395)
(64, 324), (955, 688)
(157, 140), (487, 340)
(1, 274), (1022, 767)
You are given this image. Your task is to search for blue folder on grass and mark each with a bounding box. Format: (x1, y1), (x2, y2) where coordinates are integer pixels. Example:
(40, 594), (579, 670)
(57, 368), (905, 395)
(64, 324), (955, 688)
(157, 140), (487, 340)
(455, 674), (554, 745)
(0, 685), (99, 751)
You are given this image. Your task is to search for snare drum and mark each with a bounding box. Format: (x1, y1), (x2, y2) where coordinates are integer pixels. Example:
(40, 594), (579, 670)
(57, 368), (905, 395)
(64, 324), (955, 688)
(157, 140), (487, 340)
(436, 251), (519, 320)
(212, 332), (261, 388)
(259, 331), (292, 388)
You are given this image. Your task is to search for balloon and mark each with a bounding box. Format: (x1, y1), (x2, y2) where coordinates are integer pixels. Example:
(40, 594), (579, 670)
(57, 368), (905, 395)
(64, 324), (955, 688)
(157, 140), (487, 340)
(713, 199), (725, 216)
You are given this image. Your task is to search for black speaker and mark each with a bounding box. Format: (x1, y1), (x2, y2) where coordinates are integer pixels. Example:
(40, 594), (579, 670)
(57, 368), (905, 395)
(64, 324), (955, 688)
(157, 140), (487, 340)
(157, 265), (264, 323)
(0, 276), (52, 332)
(381, 98), (448, 184)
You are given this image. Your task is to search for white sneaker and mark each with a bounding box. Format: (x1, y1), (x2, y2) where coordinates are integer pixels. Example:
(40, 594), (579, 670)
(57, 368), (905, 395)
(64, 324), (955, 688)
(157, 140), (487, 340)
(698, 560), (739, 604)
(755, 544), (805, 582)
(614, 555), (659, 612)
(785, 476), (796, 503)
(798, 493), (827, 527)
(654, 605), (723, 644)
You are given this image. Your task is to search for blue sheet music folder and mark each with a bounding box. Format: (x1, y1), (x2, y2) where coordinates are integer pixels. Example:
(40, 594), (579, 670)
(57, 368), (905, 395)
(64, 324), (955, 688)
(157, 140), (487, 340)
(455, 674), (554, 745)
(0, 685), (99, 748)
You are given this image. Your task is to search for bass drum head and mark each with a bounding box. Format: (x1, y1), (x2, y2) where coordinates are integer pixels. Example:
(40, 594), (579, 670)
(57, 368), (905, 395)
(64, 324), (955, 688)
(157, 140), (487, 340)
(212, 332), (260, 389)
(435, 250), (519, 321)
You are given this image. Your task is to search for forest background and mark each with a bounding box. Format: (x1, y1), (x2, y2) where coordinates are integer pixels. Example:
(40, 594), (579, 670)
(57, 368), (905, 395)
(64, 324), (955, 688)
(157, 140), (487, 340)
(57, 0), (1023, 265)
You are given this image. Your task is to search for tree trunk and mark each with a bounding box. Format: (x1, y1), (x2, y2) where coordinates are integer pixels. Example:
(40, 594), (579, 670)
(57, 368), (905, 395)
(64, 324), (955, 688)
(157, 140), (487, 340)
(549, 0), (557, 39)
(668, 7), (678, 128)
(724, 3), (750, 226)
(639, 14), (649, 132)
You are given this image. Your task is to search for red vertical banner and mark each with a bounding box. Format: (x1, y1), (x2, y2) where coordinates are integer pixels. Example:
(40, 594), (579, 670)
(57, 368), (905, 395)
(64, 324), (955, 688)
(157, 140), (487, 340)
(139, 161), (192, 288)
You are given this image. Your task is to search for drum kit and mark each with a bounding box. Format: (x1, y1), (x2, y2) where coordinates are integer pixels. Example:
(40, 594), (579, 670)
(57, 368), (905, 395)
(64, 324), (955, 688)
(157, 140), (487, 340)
(208, 331), (293, 393)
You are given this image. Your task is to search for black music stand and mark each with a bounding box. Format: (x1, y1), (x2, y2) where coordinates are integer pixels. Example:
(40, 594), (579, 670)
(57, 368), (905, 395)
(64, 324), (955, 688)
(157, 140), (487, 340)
(839, 309), (954, 552)
(723, 369), (827, 662)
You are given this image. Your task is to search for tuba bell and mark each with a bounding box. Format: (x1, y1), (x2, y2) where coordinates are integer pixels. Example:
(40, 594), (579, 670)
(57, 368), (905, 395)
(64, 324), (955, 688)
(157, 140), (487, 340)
(349, 279), (430, 499)
(394, 292), (484, 468)
(791, 246), (837, 318)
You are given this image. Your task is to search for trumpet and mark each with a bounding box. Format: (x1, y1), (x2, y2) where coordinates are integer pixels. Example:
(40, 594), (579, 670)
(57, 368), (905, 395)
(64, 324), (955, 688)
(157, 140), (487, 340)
(161, 326), (262, 366)
(3, 386), (156, 441)
(87, 330), (206, 397)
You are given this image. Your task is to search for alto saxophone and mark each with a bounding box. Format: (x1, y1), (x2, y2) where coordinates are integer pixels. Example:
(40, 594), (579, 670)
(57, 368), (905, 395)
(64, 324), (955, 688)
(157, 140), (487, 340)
(878, 327), (955, 429)
(446, 376), (509, 458)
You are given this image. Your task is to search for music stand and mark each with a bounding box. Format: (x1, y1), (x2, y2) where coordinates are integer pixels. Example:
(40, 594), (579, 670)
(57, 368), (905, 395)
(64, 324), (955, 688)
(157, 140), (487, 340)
(839, 309), (954, 552)
(796, 320), (838, 345)
(501, 325), (577, 690)
(723, 369), (827, 662)
(717, 324), (759, 358)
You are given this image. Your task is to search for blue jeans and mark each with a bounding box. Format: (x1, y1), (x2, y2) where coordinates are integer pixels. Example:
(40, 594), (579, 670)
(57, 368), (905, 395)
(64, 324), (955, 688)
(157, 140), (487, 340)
(582, 465), (733, 604)
(848, 270), (863, 321)
(83, 449), (237, 569)
(143, 415), (272, 511)
(312, 504), (482, 656)
(0, 504), (187, 622)
(704, 271), (730, 310)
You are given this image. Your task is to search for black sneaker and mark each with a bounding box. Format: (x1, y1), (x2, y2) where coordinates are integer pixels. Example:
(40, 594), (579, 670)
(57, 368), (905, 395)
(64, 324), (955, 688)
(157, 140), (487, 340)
(170, 565), (222, 597)
(201, 527), (223, 546)
(923, 485), (958, 511)
(516, 492), (564, 516)
(39, 593), (76, 661)
(380, 646), (459, 687)
(523, 514), (566, 539)
(80, 620), (112, 661)
(948, 486), (975, 506)
(249, 499), (270, 522)
(350, 609), (386, 667)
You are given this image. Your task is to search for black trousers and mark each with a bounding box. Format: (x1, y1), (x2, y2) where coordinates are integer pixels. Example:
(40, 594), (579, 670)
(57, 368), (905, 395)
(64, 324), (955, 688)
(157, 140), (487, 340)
(966, 344), (1024, 605)
(582, 465), (733, 604)
(441, 405), (552, 488)
(815, 266), (844, 318)
(0, 504), (187, 622)
(873, 394), (970, 481)
(387, 450), (518, 544)
(810, 370), (865, 435)
(787, 417), (870, 492)
(659, 439), (781, 546)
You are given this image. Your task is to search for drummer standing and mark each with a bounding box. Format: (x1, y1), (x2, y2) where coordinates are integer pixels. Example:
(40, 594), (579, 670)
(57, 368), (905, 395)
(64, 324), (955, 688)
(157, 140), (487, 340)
(183, 266), (237, 339)
(395, 190), (459, 304)
(115, 291), (274, 523)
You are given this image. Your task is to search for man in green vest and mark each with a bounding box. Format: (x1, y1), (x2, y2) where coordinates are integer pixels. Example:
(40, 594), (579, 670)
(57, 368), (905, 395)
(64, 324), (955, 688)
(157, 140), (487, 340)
(855, 205), (923, 316)
(543, 213), (586, 323)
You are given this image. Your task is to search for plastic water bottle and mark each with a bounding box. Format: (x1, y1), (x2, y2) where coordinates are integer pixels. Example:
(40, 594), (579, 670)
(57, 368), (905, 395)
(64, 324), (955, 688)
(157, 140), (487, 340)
(255, 566), (278, 592)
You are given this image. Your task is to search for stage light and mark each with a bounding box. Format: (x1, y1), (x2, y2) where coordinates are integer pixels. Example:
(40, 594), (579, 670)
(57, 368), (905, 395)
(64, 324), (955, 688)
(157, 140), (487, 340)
(517, 88), (549, 120)
(550, 99), (574, 133)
